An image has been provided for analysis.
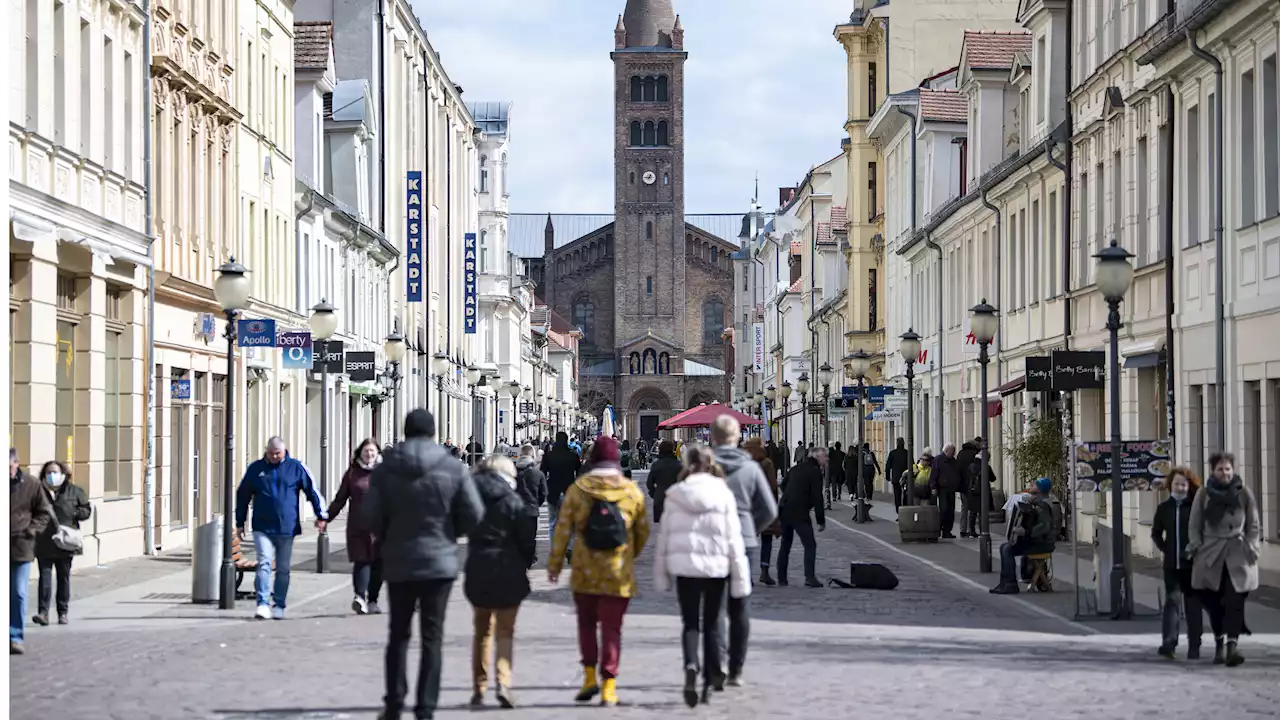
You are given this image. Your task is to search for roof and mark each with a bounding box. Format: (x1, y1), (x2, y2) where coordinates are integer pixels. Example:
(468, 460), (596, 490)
(467, 101), (511, 137)
(788, 279), (802, 293)
(816, 222), (834, 244)
(294, 21), (332, 71)
(919, 88), (967, 123)
(508, 213), (741, 257)
(789, 240), (802, 254)
(622, 0), (677, 49)
(830, 206), (848, 227)
(962, 31), (1032, 70)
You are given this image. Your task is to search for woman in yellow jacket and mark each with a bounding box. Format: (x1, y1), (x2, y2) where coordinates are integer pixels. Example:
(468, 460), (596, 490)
(909, 448), (936, 504)
(548, 436), (650, 707)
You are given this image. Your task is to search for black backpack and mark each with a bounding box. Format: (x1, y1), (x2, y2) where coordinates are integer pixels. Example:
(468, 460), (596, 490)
(583, 497), (629, 550)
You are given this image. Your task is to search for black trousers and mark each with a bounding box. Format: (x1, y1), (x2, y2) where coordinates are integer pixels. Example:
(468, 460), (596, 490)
(36, 557), (72, 616)
(715, 547), (754, 677)
(777, 519), (817, 583)
(1203, 566), (1249, 640)
(938, 491), (957, 534)
(354, 559), (384, 603)
(384, 579), (454, 719)
(676, 576), (726, 683)
(1161, 565), (1203, 649)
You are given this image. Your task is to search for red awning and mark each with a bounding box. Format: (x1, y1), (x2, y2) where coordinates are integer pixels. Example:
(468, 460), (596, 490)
(995, 376), (1025, 397)
(658, 403), (763, 430)
(987, 400), (1003, 418)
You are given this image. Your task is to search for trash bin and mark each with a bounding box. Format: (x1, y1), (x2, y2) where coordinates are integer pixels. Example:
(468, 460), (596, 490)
(192, 516), (224, 604)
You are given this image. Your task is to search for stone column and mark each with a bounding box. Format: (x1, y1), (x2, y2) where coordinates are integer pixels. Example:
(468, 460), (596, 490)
(9, 241), (59, 473)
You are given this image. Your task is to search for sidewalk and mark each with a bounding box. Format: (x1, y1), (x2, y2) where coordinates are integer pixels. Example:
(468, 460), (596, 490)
(842, 494), (1280, 638)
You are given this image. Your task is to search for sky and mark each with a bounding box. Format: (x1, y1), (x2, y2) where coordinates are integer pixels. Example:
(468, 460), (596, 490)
(411, 0), (849, 214)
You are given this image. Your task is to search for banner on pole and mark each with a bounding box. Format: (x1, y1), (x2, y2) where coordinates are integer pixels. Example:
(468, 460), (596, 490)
(464, 232), (478, 334)
(406, 171), (424, 302)
(751, 323), (764, 373)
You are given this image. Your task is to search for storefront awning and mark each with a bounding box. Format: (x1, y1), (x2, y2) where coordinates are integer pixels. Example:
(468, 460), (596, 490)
(1123, 351), (1163, 369)
(987, 400), (1003, 418)
(995, 376), (1025, 397)
(348, 382), (382, 396)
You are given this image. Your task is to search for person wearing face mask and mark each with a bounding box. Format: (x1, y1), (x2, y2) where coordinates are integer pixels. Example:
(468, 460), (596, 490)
(1151, 468), (1203, 659)
(327, 439), (384, 615)
(1188, 451), (1260, 667)
(32, 460), (91, 627)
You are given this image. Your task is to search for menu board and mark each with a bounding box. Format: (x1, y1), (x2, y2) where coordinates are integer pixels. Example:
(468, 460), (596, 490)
(1074, 439), (1172, 492)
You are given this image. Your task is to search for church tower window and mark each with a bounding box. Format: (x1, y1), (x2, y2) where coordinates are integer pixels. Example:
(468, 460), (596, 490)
(657, 75), (669, 102)
(643, 121), (656, 146)
(645, 221), (653, 240)
(630, 121), (642, 146)
(646, 276), (653, 295)
(573, 297), (595, 347)
(630, 171), (636, 185)
(643, 76), (657, 101)
(631, 76), (642, 102)
(657, 121), (669, 146)
(702, 299), (725, 346)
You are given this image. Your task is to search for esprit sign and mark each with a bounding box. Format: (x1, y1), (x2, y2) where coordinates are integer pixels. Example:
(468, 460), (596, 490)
(464, 232), (478, 334)
(406, 171), (424, 303)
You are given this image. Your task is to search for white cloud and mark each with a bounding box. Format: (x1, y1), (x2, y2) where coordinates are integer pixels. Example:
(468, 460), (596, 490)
(411, 0), (847, 213)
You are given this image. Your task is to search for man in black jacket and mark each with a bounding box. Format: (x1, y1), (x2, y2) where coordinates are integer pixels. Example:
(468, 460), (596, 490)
(956, 438), (980, 537)
(644, 440), (682, 523)
(540, 432), (581, 545)
(363, 409), (484, 720)
(885, 438), (911, 512)
(929, 443), (964, 538)
(776, 448), (827, 588)
(1152, 474), (1202, 658)
(514, 445), (548, 509)
(826, 442), (846, 507)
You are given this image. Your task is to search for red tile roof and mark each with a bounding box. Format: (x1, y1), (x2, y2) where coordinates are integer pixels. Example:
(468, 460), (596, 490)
(788, 279), (802, 293)
(294, 22), (332, 71)
(816, 222), (834, 244)
(919, 88), (968, 123)
(830, 206), (848, 226)
(962, 30), (1032, 70)
(789, 240), (802, 254)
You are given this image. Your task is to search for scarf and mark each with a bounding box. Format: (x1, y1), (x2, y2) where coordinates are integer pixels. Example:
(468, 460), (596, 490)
(1203, 476), (1243, 526)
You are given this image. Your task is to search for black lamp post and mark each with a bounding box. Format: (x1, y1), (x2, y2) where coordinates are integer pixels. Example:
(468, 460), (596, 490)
(505, 381), (522, 446)
(796, 373), (811, 448)
(780, 381), (793, 459)
(383, 329), (406, 441)
(899, 329), (922, 508)
(432, 352), (450, 438)
(1095, 239), (1136, 619)
(214, 258), (251, 609)
(466, 365), (483, 463)
(764, 385), (777, 444)
(818, 362), (834, 449)
(309, 299), (339, 574)
(969, 301), (998, 574)
(847, 350), (871, 523)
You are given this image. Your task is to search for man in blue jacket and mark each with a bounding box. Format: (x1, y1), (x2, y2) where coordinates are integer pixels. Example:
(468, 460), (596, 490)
(235, 436), (327, 620)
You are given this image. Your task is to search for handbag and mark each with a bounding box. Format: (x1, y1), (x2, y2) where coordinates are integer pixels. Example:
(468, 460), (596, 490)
(52, 524), (83, 552)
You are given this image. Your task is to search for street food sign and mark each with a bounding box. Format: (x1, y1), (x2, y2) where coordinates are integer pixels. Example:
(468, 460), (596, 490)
(1075, 440), (1172, 492)
(464, 232), (478, 334)
(406, 171), (424, 302)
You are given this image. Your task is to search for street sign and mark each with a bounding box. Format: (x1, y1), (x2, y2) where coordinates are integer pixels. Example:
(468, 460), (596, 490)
(882, 394), (908, 408)
(520, 402), (535, 414)
(171, 379), (191, 400)
(1051, 350), (1106, 391)
(278, 331), (313, 370)
(345, 351), (377, 382)
(237, 319), (277, 347)
(1025, 355), (1053, 391)
(841, 385), (859, 399)
(869, 409), (903, 421)
(806, 400), (826, 415)
(832, 397), (857, 409)
(313, 340), (345, 373)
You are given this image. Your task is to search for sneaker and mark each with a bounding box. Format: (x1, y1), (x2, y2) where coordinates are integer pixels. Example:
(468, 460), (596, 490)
(496, 686), (516, 709)
(9, 641), (23, 655)
(726, 674), (744, 688)
(254, 605), (272, 620)
(352, 595), (368, 615)
(271, 607), (285, 620)
(31, 614), (48, 627)
(683, 666), (698, 708)
(1157, 644), (1176, 660)
(57, 614), (68, 626)
(367, 601), (382, 614)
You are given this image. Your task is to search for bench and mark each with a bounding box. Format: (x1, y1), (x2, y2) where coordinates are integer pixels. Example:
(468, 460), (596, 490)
(1025, 553), (1053, 593)
(231, 533), (267, 600)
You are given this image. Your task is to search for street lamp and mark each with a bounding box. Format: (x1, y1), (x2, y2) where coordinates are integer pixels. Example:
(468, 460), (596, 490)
(899, 328), (922, 507)
(764, 385), (776, 442)
(796, 373), (811, 447)
(969, 300), (998, 573)
(847, 350), (871, 523)
(817, 362), (834, 448)
(465, 365), (482, 464)
(308, 299), (339, 574)
(1095, 239), (1135, 619)
(212, 259), (251, 608)
(432, 352), (450, 438)
(505, 381), (522, 445)
(383, 329), (406, 441)
(780, 380), (793, 453)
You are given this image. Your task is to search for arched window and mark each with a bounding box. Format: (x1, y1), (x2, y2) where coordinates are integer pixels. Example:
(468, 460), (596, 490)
(573, 297), (595, 347)
(710, 247), (718, 264)
(657, 121), (669, 146)
(605, 234), (613, 254)
(630, 121), (642, 146)
(629, 171), (636, 185)
(657, 75), (669, 101)
(479, 155), (488, 193)
(645, 220), (654, 240)
(643, 121), (656, 146)
(646, 276), (653, 295)
(630, 76), (642, 102)
(663, 172), (669, 185)
(643, 76), (657, 102)
(702, 299), (725, 346)
(501, 153), (507, 195)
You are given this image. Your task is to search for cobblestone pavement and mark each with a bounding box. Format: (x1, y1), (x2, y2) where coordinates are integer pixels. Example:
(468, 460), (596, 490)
(11, 481), (1280, 720)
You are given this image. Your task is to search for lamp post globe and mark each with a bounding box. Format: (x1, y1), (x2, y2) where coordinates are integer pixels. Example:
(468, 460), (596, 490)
(383, 330), (407, 363)
(432, 352), (451, 377)
(506, 381), (522, 398)
(309, 299), (339, 341)
(969, 299), (998, 345)
(1094, 239), (1136, 301)
(898, 328), (922, 364)
(214, 258), (252, 312)
(780, 381), (793, 400)
(796, 373), (811, 397)
(764, 385), (777, 402)
(817, 363), (834, 390)
(465, 365), (482, 385)
(849, 350), (871, 380)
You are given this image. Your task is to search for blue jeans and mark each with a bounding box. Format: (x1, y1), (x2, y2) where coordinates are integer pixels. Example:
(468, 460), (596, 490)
(998, 542), (1026, 585)
(253, 533), (295, 609)
(11, 561), (31, 643)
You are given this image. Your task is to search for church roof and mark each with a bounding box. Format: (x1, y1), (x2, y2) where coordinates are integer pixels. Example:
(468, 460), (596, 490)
(622, 0), (677, 49)
(508, 213), (741, 258)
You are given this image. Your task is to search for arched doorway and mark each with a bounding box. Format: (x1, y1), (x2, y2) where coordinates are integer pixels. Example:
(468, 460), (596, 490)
(628, 387), (671, 444)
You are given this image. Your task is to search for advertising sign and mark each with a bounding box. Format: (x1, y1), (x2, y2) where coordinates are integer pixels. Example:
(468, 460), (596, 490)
(237, 319), (277, 347)
(751, 323), (764, 373)
(171, 379), (192, 400)
(278, 331), (313, 370)
(406, 171), (424, 302)
(1075, 439), (1173, 492)
(313, 340), (345, 373)
(1051, 350), (1106, 391)
(345, 351), (377, 382)
(1025, 355), (1053, 392)
(464, 232), (478, 334)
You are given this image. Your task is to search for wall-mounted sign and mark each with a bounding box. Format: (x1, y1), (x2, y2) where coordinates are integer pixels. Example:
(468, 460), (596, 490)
(1050, 350), (1106, 391)
(237, 319), (277, 347)
(345, 351), (377, 382)
(278, 331), (313, 370)
(1025, 355), (1053, 392)
(1076, 439), (1172, 491)
(171, 379), (192, 400)
(464, 232), (478, 334)
(751, 323), (764, 373)
(519, 402), (535, 414)
(313, 340), (345, 373)
(406, 170), (424, 302)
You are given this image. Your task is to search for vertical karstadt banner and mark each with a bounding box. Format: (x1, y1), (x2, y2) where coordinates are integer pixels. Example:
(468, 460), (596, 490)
(752, 323), (764, 372)
(406, 171), (424, 302)
(463, 232), (478, 333)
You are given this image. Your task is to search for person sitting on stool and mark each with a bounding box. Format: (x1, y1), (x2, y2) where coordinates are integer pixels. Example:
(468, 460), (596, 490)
(990, 478), (1055, 595)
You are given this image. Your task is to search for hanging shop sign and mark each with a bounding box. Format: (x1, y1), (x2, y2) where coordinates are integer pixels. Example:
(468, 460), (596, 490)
(464, 232), (478, 333)
(406, 170), (424, 302)
(236, 319), (276, 347)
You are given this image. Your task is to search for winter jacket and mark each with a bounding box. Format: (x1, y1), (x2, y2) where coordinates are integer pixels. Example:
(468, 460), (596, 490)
(645, 453), (683, 522)
(514, 456), (548, 509)
(327, 462), (380, 564)
(965, 459), (997, 498)
(1151, 492), (1195, 571)
(956, 442), (979, 493)
(541, 442), (582, 505)
(779, 458), (825, 526)
(1188, 478), (1260, 594)
(911, 463), (934, 500)
(654, 473), (751, 599)
(712, 445), (778, 549)
(793, 444), (807, 467)
(548, 469), (650, 598)
(928, 453), (964, 492)
(885, 446), (911, 487)
(827, 448), (846, 485)
(1010, 496), (1056, 555)
(11, 471), (52, 563)
(35, 481), (92, 559)
(464, 469), (536, 609)
(235, 454), (327, 536)
(858, 448), (881, 480)
(361, 438), (484, 583)
(745, 440), (781, 536)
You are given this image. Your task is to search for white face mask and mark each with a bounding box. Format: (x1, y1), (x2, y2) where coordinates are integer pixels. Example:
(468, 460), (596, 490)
(45, 473), (65, 488)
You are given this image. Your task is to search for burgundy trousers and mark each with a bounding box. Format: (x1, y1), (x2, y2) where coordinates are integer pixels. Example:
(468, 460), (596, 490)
(574, 593), (631, 678)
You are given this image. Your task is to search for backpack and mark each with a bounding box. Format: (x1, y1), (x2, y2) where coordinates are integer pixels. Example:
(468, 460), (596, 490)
(582, 497), (629, 550)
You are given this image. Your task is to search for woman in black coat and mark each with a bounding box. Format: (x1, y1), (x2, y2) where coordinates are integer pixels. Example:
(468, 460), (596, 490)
(465, 455), (537, 709)
(33, 461), (91, 625)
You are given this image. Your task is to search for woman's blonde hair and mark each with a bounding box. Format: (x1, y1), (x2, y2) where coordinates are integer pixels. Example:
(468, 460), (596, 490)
(476, 454), (516, 480)
(678, 444), (724, 481)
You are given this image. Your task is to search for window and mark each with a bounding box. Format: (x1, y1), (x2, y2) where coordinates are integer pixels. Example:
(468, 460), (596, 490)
(630, 76), (642, 102)
(1240, 69), (1256, 227)
(663, 172), (669, 185)
(1048, 190), (1059, 296)
(646, 220), (653, 240)
(479, 230), (489, 273)
(1137, 137), (1149, 262)
(868, 268), (878, 330)
(643, 121), (656, 146)
(56, 320), (75, 467)
(124, 51), (134, 177)
(104, 328), (125, 495)
(480, 155), (488, 193)
(1187, 104), (1201, 247)
(646, 276), (653, 295)
(501, 153), (508, 195)
(867, 62), (877, 115)
(1112, 150), (1122, 250)
(79, 19), (91, 154)
(1078, 171), (1090, 286)
(643, 76), (656, 101)
(573, 298), (595, 346)
(1207, 92), (1217, 215)
(867, 162), (878, 221)
(629, 171), (636, 185)
(1036, 36), (1047, 124)
(1031, 200), (1040, 301)
(53, 1), (66, 143)
(657, 121), (668, 146)
(702, 299), (725, 346)
(711, 247), (719, 264)
(1264, 55), (1278, 218)
(657, 75), (668, 102)
(742, 265), (748, 291)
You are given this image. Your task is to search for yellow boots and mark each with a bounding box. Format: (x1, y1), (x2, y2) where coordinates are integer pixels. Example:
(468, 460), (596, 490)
(601, 677), (619, 707)
(573, 666), (618, 706)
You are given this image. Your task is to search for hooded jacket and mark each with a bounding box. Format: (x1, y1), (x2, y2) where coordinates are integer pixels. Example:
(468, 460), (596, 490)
(541, 438), (582, 504)
(886, 442), (911, 485)
(548, 469), (650, 598)
(235, 453), (327, 536)
(464, 469), (536, 609)
(36, 480), (92, 559)
(514, 455), (548, 509)
(956, 441), (980, 492)
(11, 471), (52, 563)
(361, 438), (484, 583)
(654, 473), (751, 599)
(712, 445), (778, 549)
(928, 452), (963, 492)
(645, 451), (683, 522)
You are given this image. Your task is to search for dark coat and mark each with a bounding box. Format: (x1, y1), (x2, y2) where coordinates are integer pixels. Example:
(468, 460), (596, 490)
(361, 438), (484, 583)
(748, 453), (781, 536)
(327, 463), (379, 564)
(540, 443), (581, 504)
(956, 442), (980, 491)
(645, 453), (683, 522)
(464, 470), (535, 609)
(965, 458), (997, 498)
(10, 472), (52, 563)
(514, 456), (548, 509)
(1151, 492), (1195, 571)
(858, 448), (881, 480)
(827, 449), (847, 484)
(779, 458), (825, 526)
(35, 482), (92, 559)
(929, 453), (964, 492)
(885, 446), (911, 486)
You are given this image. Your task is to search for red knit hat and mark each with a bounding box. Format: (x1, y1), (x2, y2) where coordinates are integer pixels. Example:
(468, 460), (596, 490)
(589, 436), (621, 467)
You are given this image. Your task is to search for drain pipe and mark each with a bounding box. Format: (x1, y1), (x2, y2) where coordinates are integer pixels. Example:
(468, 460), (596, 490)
(1162, 86), (1176, 456)
(925, 232), (943, 445)
(979, 190), (1003, 391)
(1186, 31), (1225, 452)
(896, 103), (922, 438)
(142, 0), (156, 555)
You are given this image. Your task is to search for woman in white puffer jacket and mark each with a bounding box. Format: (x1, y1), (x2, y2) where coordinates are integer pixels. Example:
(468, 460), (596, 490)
(654, 446), (751, 708)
